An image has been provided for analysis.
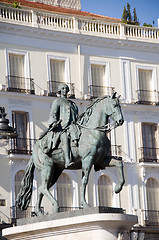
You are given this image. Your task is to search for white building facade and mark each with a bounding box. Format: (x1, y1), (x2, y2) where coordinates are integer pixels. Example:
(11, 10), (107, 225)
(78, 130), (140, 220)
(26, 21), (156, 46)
(0, 0), (159, 239)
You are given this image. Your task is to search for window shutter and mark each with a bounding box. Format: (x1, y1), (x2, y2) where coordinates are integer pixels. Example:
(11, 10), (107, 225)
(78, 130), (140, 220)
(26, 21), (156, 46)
(146, 178), (159, 210)
(12, 112), (29, 151)
(9, 54), (24, 77)
(91, 64), (106, 97)
(12, 112), (29, 139)
(98, 175), (113, 207)
(56, 173), (72, 210)
(9, 54), (25, 89)
(91, 64), (105, 86)
(142, 123), (157, 160)
(138, 69), (153, 101)
(50, 60), (65, 83)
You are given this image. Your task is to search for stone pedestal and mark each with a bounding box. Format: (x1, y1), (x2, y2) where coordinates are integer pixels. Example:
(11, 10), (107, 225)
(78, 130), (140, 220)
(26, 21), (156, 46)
(3, 208), (138, 240)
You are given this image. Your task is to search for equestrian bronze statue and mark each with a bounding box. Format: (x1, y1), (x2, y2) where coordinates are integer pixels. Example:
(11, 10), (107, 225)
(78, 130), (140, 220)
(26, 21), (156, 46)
(16, 83), (125, 216)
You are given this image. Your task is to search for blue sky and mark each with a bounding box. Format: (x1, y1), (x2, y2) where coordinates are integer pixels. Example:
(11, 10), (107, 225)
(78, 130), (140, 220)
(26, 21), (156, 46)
(81, 0), (159, 27)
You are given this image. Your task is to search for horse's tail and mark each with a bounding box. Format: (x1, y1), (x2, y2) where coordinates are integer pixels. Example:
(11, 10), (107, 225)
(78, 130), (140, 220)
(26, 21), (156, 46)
(16, 156), (35, 210)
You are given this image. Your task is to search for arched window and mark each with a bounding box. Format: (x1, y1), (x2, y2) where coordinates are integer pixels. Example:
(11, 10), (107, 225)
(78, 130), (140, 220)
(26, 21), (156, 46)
(146, 178), (159, 211)
(14, 170), (25, 200)
(56, 173), (72, 211)
(98, 175), (113, 207)
(146, 178), (159, 225)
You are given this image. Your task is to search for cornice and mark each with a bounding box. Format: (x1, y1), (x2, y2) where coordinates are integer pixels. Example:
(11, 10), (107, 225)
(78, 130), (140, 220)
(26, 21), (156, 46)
(139, 162), (159, 168)
(0, 90), (90, 105)
(122, 103), (159, 113)
(1, 21), (159, 52)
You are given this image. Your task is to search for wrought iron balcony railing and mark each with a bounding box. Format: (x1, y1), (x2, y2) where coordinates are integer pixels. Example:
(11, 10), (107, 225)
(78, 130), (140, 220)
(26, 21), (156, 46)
(8, 138), (36, 155)
(47, 81), (75, 98)
(59, 207), (81, 212)
(6, 75), (35, 94)
(111, 145), (122, 157)
(139, 147), (159, 163)
(88, 85), (114, 99)
(144, 210), (159, 226)
(136, 90), (159, 105)
(10, 206), (44, 221)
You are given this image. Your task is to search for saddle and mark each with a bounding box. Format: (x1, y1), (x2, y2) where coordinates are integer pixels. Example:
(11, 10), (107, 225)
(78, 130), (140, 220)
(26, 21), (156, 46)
(39, 123), (80, 154)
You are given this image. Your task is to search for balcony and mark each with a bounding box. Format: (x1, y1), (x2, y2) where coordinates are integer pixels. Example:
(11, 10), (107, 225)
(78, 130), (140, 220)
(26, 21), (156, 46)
(10, 206), (80, 222)
(6, 76), (35, 94)
(47, 81), (75, 98)
(59, 207), (81, 212)
(10, 206), (44, 222)
(89, 85), (114, 98)
(111, 145), (122, 157)
(136, 90), (159, 105)
(139, 147), (159, 163)
(8, 138), (36, 155)
(144, 210), (159, 227)
(1, 5), (159, 43)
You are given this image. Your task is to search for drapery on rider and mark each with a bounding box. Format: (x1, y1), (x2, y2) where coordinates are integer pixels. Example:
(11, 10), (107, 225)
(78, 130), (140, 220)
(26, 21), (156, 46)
(47, 83), (80, 168)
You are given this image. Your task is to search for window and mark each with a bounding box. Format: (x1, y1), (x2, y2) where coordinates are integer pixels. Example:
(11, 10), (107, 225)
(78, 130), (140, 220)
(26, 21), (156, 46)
(91, 64), (105, 86)
(11, 112), (31, 154)
(6, 51), (34, 94)
(146, 178), (159, 225)
(47, 56), (74, 97)
(89, 62), (112, 98)
(137, 69), (156, 103)
(140, 123), (158, 162)
(56, 173), (72, 211)
(50, 59), (65, 83)
(8, 54), (25, 90)
(98, 175), (113, 207)
(9, 54), (24, 79)
(48, 59), (65, 95)
(90, 64), (105, 98)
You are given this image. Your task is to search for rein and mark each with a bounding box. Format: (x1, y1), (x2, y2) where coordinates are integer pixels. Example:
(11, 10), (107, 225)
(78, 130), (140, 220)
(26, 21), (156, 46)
(77, 121), (116, 132)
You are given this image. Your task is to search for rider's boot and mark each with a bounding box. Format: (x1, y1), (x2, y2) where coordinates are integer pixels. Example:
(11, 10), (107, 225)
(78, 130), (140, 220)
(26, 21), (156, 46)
(63, 136), (74, 168)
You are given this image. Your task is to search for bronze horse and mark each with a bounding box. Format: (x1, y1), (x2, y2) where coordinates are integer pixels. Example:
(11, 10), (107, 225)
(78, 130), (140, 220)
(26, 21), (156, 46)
(16, 93), (125, 215)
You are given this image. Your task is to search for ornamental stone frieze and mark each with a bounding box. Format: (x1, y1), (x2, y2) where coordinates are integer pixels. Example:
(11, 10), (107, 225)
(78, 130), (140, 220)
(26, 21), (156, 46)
(8, 99), (32, 106)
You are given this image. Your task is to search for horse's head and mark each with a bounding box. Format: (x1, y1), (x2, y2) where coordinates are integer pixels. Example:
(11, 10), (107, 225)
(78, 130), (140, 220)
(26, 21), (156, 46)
(107, 93), (124, 127)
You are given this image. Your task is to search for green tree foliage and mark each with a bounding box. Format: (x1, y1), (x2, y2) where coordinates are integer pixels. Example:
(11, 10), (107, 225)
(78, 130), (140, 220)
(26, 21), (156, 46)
(127, 3), (132, 23)
(133, 8), (137, 22)
(13, 1), (20, 8)
(133, 8), (139, 25)
(143, 23), (152, 27)
(122, 6), (127, 23)
(121, 3), (139, 25)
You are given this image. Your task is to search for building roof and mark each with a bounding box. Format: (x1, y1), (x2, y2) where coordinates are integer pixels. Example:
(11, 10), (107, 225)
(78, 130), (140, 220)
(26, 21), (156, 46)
(1, 0), (121, 22)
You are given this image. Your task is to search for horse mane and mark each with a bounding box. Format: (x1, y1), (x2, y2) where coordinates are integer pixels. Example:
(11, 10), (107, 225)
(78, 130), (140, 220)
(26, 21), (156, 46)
(77, 96), (109, 126)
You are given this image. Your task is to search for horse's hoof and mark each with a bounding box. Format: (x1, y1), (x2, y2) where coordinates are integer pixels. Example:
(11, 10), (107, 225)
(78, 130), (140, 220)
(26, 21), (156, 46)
(35, 210), (44, 216)
(52, 206), (59, 213)
(81, 202), (91, 209)
(115, 184), (122, 194)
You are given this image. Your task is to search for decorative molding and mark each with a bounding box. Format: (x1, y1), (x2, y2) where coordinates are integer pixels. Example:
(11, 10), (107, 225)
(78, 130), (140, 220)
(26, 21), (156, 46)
(1, 22), (159, 53)
(8, 99), (32, 106)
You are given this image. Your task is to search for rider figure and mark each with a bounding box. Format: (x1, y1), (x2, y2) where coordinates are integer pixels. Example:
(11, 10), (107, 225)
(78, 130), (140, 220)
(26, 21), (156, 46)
(48, 83), (80, 168)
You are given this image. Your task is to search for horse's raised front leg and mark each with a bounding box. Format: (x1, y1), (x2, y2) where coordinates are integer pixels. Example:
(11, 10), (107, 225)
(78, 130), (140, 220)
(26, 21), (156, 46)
(81, 156), (93, 209)
(109, 157), (125, 193)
